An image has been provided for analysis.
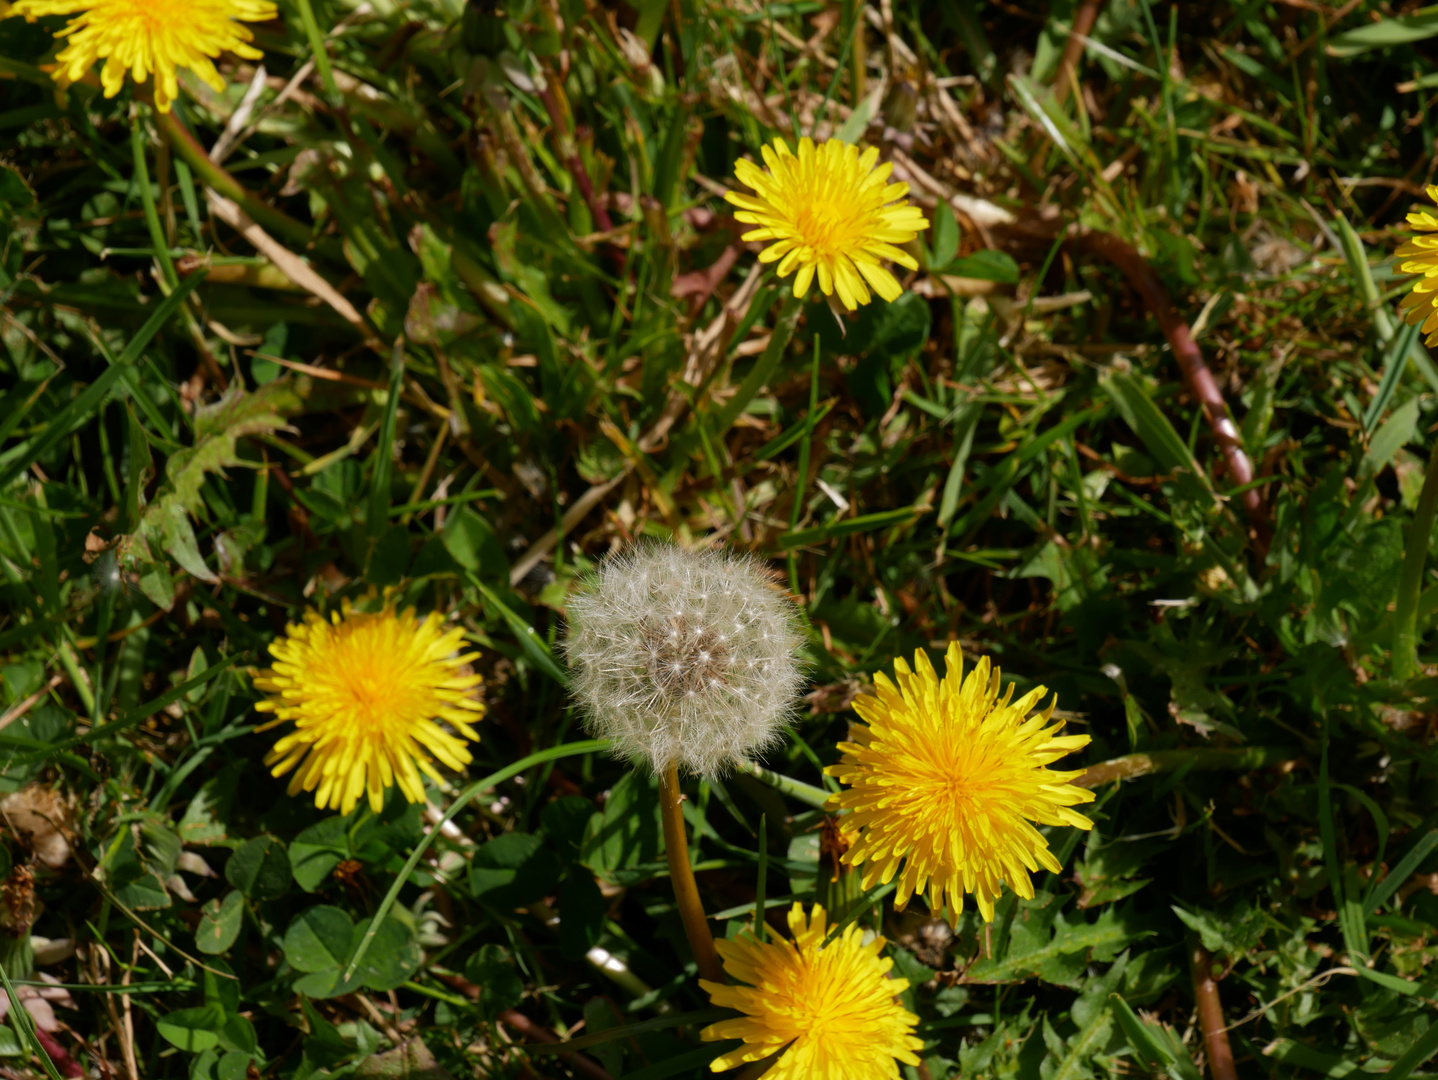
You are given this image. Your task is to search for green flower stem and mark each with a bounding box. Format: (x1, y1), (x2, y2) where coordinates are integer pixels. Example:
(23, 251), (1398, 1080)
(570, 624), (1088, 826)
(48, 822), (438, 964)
(155, 111), (312, 247)
(1394, 438), (1438, 683)
(345, 739), (609, 981)
(131, 116), (179, 289)
(734, 760), (831, 809)
(659, 765), (724, 984)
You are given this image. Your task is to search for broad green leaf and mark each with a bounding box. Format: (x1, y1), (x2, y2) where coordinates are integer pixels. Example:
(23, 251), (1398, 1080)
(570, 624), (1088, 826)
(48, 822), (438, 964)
(350, 916), (421, 991)
(557, 872), (605, 960)
(930, 202), (959, 269)
(1329, 8), (1438, 56)
(1110, 993), (1203, 1080)
(946, 249), (1020, 283)
(156, 1005), (225, 1053)
(283, 906), (355, 973)
(226, 836), (292, 901)
(196, 890), (244, 955)
(0, 271), (205, 489)
(289, 817), (350, 893)
(1360, 396), (1420, 480)
(464, 945), (523, 1017)
(469, 832), (563, 908)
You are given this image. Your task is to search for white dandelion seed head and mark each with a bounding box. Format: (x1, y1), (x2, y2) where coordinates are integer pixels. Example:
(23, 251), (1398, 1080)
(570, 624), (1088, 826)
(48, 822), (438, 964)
(563, 542), (806, 778)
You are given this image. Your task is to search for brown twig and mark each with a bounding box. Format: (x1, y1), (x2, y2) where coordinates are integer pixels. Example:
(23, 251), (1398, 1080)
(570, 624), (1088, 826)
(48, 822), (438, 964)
(1067, 228), (1272, 557)
(0, 675), (63, 735)
(1192, 946), (1238, 1080)
(1074, 747), (1296, 788)
(1052, 0), (1103, 105)
(497, 1010), (615, 1080)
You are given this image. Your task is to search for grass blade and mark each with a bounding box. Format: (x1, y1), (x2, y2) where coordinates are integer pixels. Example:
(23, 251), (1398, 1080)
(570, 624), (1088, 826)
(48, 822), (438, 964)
(0, 271), (205, 489)
(343, 739), (609, 980)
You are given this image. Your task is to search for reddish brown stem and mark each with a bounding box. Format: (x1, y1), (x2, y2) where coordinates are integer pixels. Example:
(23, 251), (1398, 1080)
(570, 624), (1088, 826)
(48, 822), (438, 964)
(34, 1027), (84, 1079)
(537, 79), (613, 233)
(1191, 946), (1238, 1080)
(1069, 229), (1271, 557)
(1053, 0), (1103, 105)
(498, 1010), (615, 1080)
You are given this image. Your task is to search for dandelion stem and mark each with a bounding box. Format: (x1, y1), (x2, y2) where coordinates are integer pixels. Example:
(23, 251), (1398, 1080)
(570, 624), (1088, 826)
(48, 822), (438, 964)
(1393, 438), (1438, 683)
(735, 760), (831, 809)
(658, 766), (724, 984)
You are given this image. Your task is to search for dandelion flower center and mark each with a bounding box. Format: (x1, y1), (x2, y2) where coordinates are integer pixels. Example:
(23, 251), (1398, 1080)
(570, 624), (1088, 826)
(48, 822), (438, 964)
(642, 614), (733, 700)
(700, 902), (923, 1080)
(826, 643), (1095, 924)
(10, 0), (278, 113)
(254, 598), (485, 816)
(725, 137), (929, 311)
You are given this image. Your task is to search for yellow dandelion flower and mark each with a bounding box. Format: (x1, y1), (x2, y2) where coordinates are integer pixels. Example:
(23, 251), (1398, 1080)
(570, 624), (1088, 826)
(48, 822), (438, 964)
(700, 902), (923, 1080)
(254, 598), (486, 817)
(1397, 184), (1438, 345)
(825, 643), (1095, 924)
(9, 0), (277, 113)
(726, 137), (928, 311)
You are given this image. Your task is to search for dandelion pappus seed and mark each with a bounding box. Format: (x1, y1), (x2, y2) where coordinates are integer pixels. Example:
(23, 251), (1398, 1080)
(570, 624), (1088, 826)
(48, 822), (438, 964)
(563, 543), (805, 777)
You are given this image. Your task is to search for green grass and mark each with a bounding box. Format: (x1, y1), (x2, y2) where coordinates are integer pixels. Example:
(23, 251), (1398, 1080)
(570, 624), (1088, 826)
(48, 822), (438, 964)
(2, 1), (1438, 1078)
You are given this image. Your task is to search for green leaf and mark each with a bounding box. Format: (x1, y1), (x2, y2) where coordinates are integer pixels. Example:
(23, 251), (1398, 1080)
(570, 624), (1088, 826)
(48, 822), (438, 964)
(113, 871), (171, 911)
(1384, 1019), (1438, 1080)
(124, 402), (154, 532)
(945, 249), (1020, 283)
(156, 1005), (225, 1053)
(464, 945), (523, 1017)
(365, 342), (406, 545)
(1110, 993), (1203, 1080)
(779, 506), (926, 550)
(216, 1051), (255, 1080)
(350, 916), (421, 991)
(471, 577), (568, 685)
(195, 890), (244, 955)
(1367, 830), (1438, 914)
(0, 270), (205, 489)
(292, 966), (365, 1001)
(178, 767), (239, 845)
(116, 379), (314, 609)
(226, 836), (293, 901)
(930, 202), (959, 269)
(283, 906), (356, 973)
(966, 897), (1151, 987)
(345, 741), (609, 982)
(442, 508), (507, 579)
(469, 832), (563, 908)
(1360, 396), (1420, 480)
(289, 817), (350, 893)
(582, 771), (662, 882)
(557, 872), (605, 960)
(1100, 373), (1208, 484)
(352, 1038), (457, 1080)
(542, 796), (598, 866)
(1328, 7), (1438, 56)
(710, 293), (803, 434)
